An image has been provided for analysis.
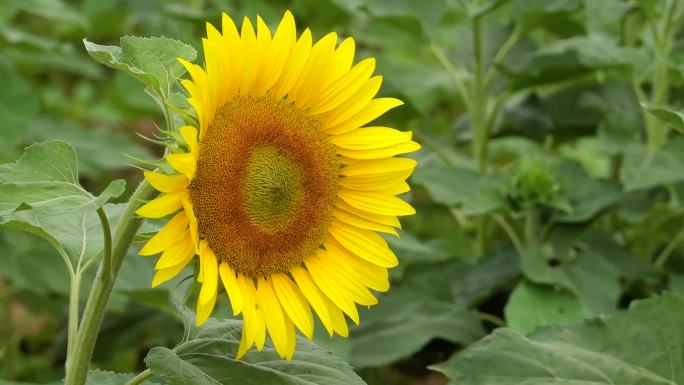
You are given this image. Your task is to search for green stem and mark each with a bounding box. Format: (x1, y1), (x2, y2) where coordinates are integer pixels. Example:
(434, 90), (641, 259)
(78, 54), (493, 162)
(471, 5), (487, 172)
(96, 207), (113, 281)
(524, 207), (541, 250)
(493, 214), (524, 256)
(124, 369), (153, 385)
(64, 180), (156, 385)
(66, 272), (81, 362)
(654, 227), (684, 268)
(646, 0), (677, 150)
(431, 43), (472, 112)
(478, 312), (506, 327)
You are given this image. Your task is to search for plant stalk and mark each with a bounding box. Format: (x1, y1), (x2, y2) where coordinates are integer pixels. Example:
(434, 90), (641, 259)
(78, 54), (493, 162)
(66, 272), (81, 362)
(64, 180), (156, 385)
(124, 369), (153, 385)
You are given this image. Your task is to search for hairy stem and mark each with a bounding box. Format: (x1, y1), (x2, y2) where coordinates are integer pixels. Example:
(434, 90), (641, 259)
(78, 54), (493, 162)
(64, 180), (156, 385)
(655, 227), (684, 268)
(66, 272), (81, 362)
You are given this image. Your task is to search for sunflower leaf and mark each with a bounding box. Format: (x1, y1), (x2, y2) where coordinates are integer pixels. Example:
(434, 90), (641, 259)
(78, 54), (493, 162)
(0, 141), (125, 271)
(432, 292), (684, 385)
(144, 314), (366, 385)
(83, 36), (196, 98)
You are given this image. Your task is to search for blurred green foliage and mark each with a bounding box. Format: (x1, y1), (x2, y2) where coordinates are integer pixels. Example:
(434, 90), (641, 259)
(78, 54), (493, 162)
(3, 0), (684, 384)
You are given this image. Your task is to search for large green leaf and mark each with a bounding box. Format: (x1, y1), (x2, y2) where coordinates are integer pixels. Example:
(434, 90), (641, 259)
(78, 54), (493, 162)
(432, 293), (684, 385)
(83, 36), (196, 97)
(0, 141), (125, 270)
(504, 281), (586, 334)
(521, 249), (620, 315)
(346, 288), (485, 368)
(144, 313), (366, 385)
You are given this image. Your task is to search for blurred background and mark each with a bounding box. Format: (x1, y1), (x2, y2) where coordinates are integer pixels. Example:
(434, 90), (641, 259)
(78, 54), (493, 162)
(2, 0), (684, 384)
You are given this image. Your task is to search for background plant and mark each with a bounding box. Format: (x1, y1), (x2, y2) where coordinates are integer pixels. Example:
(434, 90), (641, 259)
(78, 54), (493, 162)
(2, 0), (684, 384)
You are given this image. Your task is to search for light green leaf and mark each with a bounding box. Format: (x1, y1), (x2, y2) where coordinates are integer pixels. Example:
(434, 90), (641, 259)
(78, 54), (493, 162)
(505, 281), (586, 334)
(432, 293), (684, 385)
(83, 36), (197, 96)
(347, 288), (485, 368)
(144, 314), (366, 385)
(0, 141), (125, 270)
(641, 103), (684, 134)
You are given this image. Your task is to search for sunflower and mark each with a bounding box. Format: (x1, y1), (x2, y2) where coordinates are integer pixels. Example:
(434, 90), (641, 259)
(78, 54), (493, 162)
(136, 11), (420, 360)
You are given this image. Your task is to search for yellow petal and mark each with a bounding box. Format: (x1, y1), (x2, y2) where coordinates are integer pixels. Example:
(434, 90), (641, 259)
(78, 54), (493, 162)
(295, 36), (355, 109)
(271, 273), (314, 339)
(135, 191), (186, 219)
(254, 307), (266, 351)
(219, 262), (243, 316)
(237, 300), (257, 359)
(339, 189), (415, 216)
(257, 278), (290, 358)
(310, 250), (378, 306)
(341, 157), (417, 177)
(196, 289), (217, 325)
(304, 255), (360, 324)
(325, 238), (390, 292)
(309, 58), (376, 115)
(329, 221), (398, 268)
(155, 233), (195, 270)
(179, 126), (199, 155)
(143, 171), (189, 193)
(198, 248), (218, 306)
(290, 267), (334, 336)
(287, 32), (337, 105)
(340, 175), (411, 193)
(336, 141), (422, 159)
(323, 293), (349, 337)
(151, 253), (194, 288)
(239, 16), (258, 94)
(140, 211), (189, 256)
(331, 127), (411, 150)
(221, 12), (242, 105)
(181, 197), (198, 246)
(166, 153), (197, 179)
(326, 98), (404, 135)
(318, 76), (382, 127)
(333, 208), (398, 236)
(259, 11), (296, 93)
(335, 199), (400, 228)
(270, 28), (312, 99)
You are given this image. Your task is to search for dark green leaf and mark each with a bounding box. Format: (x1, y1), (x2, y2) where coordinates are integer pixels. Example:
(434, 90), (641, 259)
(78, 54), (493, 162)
(432, 293), (684, 385)
(504, 281), (586, 334)
(347, 288), (485, 368)
(145, 316), (366, 385)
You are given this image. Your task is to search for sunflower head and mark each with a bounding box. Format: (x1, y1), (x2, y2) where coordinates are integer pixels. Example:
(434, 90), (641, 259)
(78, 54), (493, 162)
(136, 10), (420, 360)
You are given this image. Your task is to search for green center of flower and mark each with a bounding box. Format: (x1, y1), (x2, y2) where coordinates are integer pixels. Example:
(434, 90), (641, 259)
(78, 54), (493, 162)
(188, 95), (339, 277)
(244, 146), (304, 233)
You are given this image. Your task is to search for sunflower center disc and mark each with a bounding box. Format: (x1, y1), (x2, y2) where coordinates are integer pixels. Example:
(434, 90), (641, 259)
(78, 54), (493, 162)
(244, 146), (304, 232)
(189, 95), (338, 277)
